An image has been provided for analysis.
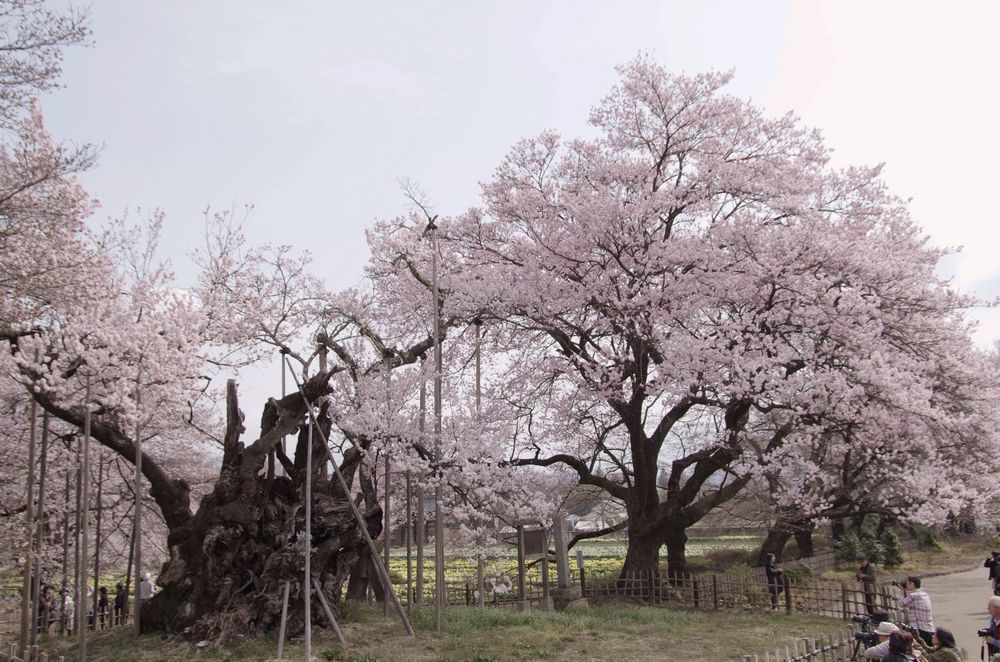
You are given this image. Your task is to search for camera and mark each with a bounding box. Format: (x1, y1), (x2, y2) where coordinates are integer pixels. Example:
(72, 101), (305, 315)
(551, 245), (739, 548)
(979, 628), (993, 637)
(890, 578), (908, 588)
(854, 631), (879, 646)
(851, 615), (871, 626)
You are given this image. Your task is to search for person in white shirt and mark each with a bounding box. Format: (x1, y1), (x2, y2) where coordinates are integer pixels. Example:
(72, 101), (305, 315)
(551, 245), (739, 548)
(138, 572), (154, 602)
(864, 621), (900, 660)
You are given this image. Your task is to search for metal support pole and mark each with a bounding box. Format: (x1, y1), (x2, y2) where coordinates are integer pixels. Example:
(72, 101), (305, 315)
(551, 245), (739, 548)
(93, 455), (103, 628)
(31, 412), (49, 646)
(429, 217), (445, 632)
(283, 357), (414, 637)
(78, 375), (91, 659)
(474, 319), (485, 607)
(415, 377), (426, 606)
(304, 418), (313, 661)
(133, 377), (142, 635)
(382, 351), (392, 616)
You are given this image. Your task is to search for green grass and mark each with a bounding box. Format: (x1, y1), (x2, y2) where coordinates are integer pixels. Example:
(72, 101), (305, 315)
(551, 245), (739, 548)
(9, 603), (843, 661)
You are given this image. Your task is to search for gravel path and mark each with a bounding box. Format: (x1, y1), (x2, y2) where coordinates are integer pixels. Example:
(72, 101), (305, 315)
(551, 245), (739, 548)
(920, 565), (993, 659)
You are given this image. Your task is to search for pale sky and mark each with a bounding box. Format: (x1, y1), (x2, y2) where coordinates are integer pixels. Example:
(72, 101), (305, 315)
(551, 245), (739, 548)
(43, 1), (999, 416)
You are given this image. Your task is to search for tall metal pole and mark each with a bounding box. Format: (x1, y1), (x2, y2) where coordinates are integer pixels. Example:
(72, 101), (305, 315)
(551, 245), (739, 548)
(30, 412), (49, 647)
(18, 394), (38, 658)
(382, 351), (392, 616)
(72, 426), (82, 635)
(59, 460), (69, 635)
(279, 351), (287, 477)
(404, 471), (412, 609)
(304, 416), (313, 661)
(474, 319), (485, 607)
(78, 374), (91, 659)
(429, 218), (445, 631)
(93, 453), (104, 627)
(133, 378), (143, 635)
(415, 376), (426, 607)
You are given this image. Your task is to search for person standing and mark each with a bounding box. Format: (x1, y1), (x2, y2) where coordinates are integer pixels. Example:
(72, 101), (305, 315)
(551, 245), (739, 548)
(911, 628), (964, 662)
(138, 572), (154, 604)
(764, 553), (784, 609)
(882, 630), (916, 662)
(984, 596), (1000, 659)
(97, 586), (109, 629)
(856, 555), (878, 615)
(113, 582), (126, 625)
(897, 576), (934, 646)
(985, 552), (1000, 596)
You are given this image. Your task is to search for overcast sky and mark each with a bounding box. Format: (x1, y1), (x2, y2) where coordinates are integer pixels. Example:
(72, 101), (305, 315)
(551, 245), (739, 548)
(43, 0), (999, 415)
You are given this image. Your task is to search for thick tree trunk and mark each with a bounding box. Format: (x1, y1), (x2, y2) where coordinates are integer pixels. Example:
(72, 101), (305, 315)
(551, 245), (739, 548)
(141, 376), (381, 641)
(757, 528), (792, 566)
(757, 513), (815, 564)
(793, 522), (815, 558)
(830, 518), (846, 541)
(620, 526), (662, 577)
(664, 525), (688, 580)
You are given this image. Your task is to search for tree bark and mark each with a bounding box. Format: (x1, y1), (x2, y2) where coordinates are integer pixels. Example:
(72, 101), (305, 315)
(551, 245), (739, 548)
(663, 525), (688, 579)
(793, 522), (815, 558)
(757, 528), (792, 565)
(140, 374), (384, 641)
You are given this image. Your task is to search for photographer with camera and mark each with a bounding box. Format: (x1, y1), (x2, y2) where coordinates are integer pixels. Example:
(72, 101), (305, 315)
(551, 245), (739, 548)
(862, 620), (900, 660)
(985, 551), (1000, 596)
(856, 555), (879, 615)
(982, 595), (1000, 659)
(911, 628), (964, 662)
(895, 576), (935, 646)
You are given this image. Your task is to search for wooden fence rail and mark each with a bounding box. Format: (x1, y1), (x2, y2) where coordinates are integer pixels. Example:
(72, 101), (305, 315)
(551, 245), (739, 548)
(741, 627), (860, 662)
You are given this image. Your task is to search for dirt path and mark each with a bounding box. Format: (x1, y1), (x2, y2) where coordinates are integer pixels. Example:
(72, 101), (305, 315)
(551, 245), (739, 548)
(920, 565), (993, 658)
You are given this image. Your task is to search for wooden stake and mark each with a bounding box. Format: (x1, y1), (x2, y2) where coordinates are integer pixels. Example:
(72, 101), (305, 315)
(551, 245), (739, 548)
(78, 374), (91, 659)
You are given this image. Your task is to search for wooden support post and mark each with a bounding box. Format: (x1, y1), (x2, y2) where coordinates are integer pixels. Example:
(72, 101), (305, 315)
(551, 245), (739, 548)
(18, 384), (38, 659)
(276, 581), (289, 659)
(313, 579), (347, 648)
(516, 525), (526, 603)
(784, 573), (792, 614)
(712, 574), (719, 610)
(284, 357), (414, 637)
(405, 472), (412, 610)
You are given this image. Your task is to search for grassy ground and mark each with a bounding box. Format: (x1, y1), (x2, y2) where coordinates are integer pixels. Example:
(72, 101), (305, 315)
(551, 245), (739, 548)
(5, 536), (991, 660)
(11, 603), (842, 661)
(818, 535), (997, 583)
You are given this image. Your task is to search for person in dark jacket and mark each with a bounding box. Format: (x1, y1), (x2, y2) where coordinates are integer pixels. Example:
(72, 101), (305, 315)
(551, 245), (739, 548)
(985, 551), (1000, 596)
(765, 553), (784, 609)
(882, 630), (916, 662)
(113, 583), (126, 626)
(856, 555), (878, 615)
(97, 586), (109, 629)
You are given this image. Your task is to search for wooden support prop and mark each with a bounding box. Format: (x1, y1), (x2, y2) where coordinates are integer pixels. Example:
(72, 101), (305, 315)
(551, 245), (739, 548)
(276, 581), (290, 659)
(283, 357), (415, 637)
(313, 579), (347, 648)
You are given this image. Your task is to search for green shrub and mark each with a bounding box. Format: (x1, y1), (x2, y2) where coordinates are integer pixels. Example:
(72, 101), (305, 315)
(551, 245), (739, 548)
(834, 532), (862, 563)
(881, 530), (905, 569)
(702, 547), (754, 572)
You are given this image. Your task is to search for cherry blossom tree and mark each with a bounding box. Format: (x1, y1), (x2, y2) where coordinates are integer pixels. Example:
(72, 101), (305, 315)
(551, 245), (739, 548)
(437, 55), (999, 577)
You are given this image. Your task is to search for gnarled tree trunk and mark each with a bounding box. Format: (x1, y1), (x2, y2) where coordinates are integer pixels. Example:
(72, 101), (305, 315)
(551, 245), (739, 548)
(140, 375), (381, 640)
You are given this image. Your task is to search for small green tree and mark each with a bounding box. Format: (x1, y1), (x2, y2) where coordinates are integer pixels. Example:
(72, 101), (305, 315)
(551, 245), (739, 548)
(881, 530), (905, 569)
(834, 532), (861, 563)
